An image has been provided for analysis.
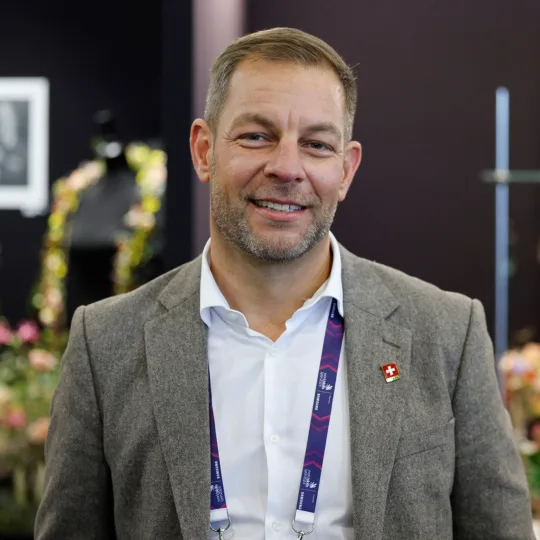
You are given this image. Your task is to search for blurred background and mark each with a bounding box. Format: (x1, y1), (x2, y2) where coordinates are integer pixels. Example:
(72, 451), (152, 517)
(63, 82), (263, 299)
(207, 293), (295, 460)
(0, 0), (539, 536)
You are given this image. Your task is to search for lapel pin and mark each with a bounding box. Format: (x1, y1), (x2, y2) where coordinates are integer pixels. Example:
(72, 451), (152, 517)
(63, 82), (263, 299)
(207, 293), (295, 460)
(381, 362), (400, 383)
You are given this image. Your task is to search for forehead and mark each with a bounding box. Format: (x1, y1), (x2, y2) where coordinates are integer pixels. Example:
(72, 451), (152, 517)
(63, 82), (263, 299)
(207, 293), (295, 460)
(220, 60), (345, 131)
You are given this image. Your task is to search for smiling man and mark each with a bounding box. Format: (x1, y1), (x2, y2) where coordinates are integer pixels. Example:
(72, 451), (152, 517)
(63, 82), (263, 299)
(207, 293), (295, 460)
(35, 28), (534, 540)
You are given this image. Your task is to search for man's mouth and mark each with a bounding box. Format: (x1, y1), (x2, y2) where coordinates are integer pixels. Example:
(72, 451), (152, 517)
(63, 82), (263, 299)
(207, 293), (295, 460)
(251, 200), (305, 213)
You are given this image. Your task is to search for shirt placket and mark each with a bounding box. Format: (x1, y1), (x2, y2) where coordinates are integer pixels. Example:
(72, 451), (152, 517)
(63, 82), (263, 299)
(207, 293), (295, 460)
(263, 340), (291, 537)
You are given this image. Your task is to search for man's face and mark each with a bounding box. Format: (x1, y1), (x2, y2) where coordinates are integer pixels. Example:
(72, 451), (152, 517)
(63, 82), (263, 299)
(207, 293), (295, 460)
(193, 60), (362, 262)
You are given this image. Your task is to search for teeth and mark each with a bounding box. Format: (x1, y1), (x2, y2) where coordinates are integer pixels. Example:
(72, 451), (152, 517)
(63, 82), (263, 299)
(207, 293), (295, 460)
(253, 200), (303, 212)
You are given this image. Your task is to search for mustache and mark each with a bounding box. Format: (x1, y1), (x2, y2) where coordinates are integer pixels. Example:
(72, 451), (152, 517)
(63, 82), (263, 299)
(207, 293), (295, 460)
(242, 186), (316, 207)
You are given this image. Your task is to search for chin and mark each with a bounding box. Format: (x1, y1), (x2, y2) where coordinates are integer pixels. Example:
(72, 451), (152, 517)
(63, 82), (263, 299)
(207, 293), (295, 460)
(243, 233), (314, 262)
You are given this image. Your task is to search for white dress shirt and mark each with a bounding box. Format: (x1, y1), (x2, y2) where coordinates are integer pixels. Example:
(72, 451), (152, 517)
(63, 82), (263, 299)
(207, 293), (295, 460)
(200, 232), (354, 539)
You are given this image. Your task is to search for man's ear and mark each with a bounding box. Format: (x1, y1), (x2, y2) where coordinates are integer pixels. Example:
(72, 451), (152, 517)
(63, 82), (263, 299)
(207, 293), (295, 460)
(338, 141), (362, 202)
(190, 119), (213, 184)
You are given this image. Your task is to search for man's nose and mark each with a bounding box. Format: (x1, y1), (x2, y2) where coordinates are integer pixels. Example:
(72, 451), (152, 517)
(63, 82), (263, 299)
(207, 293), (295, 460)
(263, 138), (305, 182)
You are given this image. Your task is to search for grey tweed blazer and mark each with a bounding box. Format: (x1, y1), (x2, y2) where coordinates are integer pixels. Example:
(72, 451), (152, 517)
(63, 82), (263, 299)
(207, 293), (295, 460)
(35, 245), (534, 539)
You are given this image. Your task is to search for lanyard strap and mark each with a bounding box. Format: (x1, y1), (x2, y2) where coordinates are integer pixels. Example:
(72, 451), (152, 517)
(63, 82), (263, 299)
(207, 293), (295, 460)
(209, 383), (229, 526)
(209, 298), (345, 535)
(293, 298), (344, 531)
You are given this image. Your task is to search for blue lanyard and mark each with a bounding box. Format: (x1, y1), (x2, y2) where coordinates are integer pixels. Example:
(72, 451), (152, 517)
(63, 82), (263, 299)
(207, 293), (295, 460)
(209, 298), (345, 538)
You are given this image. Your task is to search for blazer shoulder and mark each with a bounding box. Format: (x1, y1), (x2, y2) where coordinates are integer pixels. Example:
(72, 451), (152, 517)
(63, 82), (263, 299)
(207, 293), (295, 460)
(356, 256), (477, 344)
(370, 259), (471, 311)
(79, 256), (201, 342)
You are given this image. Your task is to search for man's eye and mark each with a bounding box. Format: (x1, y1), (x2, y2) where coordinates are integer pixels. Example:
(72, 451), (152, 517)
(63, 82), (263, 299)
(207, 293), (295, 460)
(307, 141), (333, 152)
(240, 133), (266, 142)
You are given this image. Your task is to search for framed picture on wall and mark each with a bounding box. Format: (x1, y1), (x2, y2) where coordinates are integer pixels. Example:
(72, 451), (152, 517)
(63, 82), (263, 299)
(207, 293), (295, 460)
(0, 78), (49, 215)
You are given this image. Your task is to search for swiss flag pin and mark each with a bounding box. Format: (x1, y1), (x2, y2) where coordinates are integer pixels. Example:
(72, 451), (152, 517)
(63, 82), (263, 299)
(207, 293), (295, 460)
(381, 362), (400, 383)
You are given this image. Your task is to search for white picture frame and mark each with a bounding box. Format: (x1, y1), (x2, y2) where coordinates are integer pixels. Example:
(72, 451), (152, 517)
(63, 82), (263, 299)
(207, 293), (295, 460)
(0, 78), (49, 215)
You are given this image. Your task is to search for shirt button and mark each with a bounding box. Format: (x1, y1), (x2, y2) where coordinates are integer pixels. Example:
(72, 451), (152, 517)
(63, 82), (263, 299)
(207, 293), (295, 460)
(272, 522), (282, 531)
(268, 348), (277, 357)
(270, 434), (280, 444)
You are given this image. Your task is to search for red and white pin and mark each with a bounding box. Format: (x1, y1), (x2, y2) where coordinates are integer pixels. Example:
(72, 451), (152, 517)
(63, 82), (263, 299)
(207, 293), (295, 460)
(381, 362), (400, 383)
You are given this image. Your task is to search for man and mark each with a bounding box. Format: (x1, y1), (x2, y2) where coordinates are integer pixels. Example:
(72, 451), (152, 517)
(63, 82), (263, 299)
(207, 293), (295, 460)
(35, 27), (534, 540)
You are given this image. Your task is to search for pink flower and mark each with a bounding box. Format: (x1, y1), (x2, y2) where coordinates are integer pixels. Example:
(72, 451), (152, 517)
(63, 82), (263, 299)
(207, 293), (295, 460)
(5, 409), (26, 429)
(0, 322), (12, 345)
(28, 349), (57, 372)
(26, 417), (50, 444)
(17, 321), (40, 343)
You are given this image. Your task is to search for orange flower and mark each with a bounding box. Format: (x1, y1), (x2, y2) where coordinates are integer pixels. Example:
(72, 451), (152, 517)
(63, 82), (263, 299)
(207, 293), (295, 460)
(26, 417), (50, 445)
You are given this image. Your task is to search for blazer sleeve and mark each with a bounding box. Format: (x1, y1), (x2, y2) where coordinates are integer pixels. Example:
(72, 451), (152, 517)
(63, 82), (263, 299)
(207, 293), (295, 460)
(451, 299), (535, 539)
(34, 306), (115, 539)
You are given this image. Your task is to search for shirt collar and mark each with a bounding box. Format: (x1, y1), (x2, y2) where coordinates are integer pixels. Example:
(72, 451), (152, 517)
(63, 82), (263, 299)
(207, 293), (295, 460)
(199, 232), (344, 325)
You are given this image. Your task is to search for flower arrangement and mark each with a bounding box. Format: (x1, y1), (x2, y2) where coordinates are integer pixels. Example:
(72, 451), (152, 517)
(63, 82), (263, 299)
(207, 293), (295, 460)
(499, 343), (540, 516)
(0, 142), (166, 532)
(0, 319), (62, 531)
(500, 343), (540, 434)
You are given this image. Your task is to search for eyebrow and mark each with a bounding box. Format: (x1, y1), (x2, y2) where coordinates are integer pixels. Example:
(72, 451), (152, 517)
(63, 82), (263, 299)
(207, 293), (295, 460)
(229, 112), (342, 142)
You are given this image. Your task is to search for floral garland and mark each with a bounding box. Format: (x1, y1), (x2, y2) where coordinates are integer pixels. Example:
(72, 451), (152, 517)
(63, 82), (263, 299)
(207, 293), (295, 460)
(33, 143), (167, 330)
(113, 145), (167, 295)
(32, 160), (104, 329)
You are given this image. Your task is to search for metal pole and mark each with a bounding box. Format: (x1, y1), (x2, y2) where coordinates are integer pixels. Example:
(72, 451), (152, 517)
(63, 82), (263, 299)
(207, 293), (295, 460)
(494, 88), (510, 389)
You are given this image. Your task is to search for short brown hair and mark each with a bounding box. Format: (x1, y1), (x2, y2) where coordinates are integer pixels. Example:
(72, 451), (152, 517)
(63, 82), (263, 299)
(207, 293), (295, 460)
(204, 27), (357, 142)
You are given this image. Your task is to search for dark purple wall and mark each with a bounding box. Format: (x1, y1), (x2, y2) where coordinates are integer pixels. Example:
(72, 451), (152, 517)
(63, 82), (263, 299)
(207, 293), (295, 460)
(249, 1), (540, 341)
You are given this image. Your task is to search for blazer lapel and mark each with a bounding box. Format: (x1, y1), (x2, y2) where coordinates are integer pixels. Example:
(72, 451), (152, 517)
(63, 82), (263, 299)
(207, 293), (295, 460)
(144, 258), (211, 540)
(341, 247), (412, 539)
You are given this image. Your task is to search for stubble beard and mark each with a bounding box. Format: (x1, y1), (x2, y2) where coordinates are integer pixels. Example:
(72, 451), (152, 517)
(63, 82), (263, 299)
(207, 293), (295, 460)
(209, 164), (337, 263)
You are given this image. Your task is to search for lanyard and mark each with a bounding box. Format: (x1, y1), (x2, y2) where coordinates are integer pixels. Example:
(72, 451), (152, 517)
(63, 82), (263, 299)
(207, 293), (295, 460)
(209, 298), (345, 539)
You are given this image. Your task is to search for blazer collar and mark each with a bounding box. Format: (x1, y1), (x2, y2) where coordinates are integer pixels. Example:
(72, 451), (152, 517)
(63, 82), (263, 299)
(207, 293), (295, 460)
(340, 244), (401, 321)
(157, 256), (202, 311)
(157, 242), (403, 323)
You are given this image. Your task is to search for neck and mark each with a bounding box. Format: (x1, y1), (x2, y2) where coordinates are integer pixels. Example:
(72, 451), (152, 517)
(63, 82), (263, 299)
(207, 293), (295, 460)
(209, 233), (333, 340)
